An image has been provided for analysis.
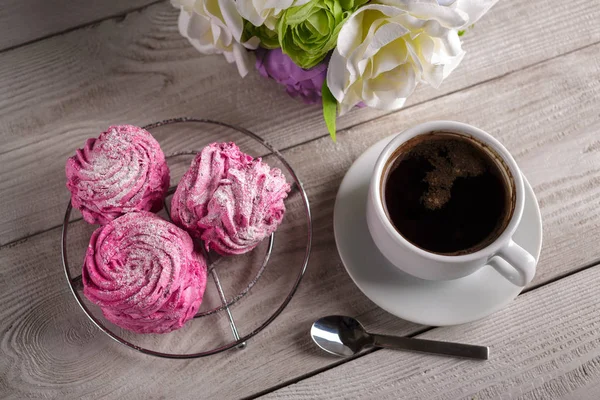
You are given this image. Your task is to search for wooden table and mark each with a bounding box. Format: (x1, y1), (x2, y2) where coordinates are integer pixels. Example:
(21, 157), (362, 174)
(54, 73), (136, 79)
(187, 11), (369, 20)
(1, 1), (600, 398)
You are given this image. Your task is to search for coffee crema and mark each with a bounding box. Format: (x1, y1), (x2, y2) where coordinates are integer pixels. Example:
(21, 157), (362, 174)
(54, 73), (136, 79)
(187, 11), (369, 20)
(382, 132), (514, 255)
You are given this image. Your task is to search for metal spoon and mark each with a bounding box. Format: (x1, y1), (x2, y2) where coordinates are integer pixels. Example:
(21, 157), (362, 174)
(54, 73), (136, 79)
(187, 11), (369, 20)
(311, 315), (489, 360)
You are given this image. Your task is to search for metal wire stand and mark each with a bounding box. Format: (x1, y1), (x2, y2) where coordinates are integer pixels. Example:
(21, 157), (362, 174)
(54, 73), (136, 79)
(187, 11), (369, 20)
(61, 118), (312, 359)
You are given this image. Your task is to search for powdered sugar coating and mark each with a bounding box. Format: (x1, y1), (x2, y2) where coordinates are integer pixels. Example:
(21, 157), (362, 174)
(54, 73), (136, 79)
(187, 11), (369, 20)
(200, 158), (291, 254)
(66, 125), (170, 225)
(171, 142), (290, 255)
(82, 212), (207, 334)
(171, 142), (252, 235)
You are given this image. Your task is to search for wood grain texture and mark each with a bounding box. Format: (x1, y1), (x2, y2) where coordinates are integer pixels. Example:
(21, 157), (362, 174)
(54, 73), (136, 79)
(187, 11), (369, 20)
(1, 41), (600, 399)
(262, 264), (600, 400)
(0, 0), (158, 51)
(2, 0), (600, 245)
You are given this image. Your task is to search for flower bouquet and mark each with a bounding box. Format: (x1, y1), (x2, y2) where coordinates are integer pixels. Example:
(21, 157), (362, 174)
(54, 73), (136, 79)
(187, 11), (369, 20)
(173, 0), (498, 140)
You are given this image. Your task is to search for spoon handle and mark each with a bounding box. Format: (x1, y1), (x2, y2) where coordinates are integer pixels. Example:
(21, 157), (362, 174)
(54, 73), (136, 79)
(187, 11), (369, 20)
(371, 334), (489, 360)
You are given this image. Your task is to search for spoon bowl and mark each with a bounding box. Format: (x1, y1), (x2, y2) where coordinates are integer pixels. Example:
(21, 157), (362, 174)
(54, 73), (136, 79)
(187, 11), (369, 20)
(311, 315), (373, 357)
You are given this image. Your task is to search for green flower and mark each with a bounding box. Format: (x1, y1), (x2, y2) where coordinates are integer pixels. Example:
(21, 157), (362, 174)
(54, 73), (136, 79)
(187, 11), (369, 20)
(278, 0), (368, 69)
(244, 21), (280, 50)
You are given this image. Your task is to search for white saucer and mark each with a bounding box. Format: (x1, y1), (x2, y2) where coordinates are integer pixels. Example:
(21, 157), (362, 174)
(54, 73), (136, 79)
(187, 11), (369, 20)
(334, 136), (543, 326)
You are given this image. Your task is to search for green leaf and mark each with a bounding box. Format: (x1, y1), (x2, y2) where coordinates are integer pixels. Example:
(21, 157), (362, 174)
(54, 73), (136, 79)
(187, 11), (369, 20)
(458, 30), (465, 36)
(322, 79), (338, 142)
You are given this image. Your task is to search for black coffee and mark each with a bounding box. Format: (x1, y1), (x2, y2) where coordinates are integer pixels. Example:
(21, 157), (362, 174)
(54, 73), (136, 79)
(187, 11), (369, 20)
(383, 132), (513, 255)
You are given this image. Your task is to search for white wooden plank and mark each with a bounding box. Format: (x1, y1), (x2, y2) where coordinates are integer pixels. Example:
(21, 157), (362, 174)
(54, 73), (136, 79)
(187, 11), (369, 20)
(0, 0), (158, 51)
(1, 42), (600, 399)
(1, 0), (600, 245)
(261, 264), (600, 400)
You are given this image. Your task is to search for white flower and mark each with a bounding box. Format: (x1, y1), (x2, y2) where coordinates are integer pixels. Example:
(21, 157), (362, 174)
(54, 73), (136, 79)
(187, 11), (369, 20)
(327, 0), (497, 115)
(173, 0), (260, 77)
(235, 0), (312, 30)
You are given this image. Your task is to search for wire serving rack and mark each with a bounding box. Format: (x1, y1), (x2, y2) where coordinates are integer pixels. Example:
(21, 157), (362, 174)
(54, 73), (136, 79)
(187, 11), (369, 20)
(61, 118), (312, 359)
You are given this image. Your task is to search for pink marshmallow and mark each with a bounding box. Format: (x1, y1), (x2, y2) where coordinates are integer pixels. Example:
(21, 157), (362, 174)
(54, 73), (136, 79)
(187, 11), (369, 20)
(66, 125), (169, 225)
(171, 142), (290, 255)
(82, 212), (207, 334)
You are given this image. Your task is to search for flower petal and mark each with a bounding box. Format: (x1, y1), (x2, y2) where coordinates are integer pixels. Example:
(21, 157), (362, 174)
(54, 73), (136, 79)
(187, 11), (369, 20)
(179, 8), (220, 54)
(454, 0), (499, 25)
(379, 0), (468, 26)
(326, 48), (349, 103)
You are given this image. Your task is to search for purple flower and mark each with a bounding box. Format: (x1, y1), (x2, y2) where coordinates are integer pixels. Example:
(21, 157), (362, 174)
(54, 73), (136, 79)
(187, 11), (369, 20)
(255, 47), (327, 105)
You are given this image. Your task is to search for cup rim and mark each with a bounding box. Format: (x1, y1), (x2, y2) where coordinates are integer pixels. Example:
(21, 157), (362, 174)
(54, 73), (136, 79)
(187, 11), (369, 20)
(371, 120), (525, 263)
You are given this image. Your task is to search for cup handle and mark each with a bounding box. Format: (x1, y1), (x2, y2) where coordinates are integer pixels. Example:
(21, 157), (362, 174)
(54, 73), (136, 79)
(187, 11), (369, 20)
(488, 239), (536, 287)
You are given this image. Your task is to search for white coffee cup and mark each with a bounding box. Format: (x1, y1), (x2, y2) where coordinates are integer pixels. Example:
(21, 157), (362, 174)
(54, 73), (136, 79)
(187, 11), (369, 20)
(366, 121), (536, 287)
